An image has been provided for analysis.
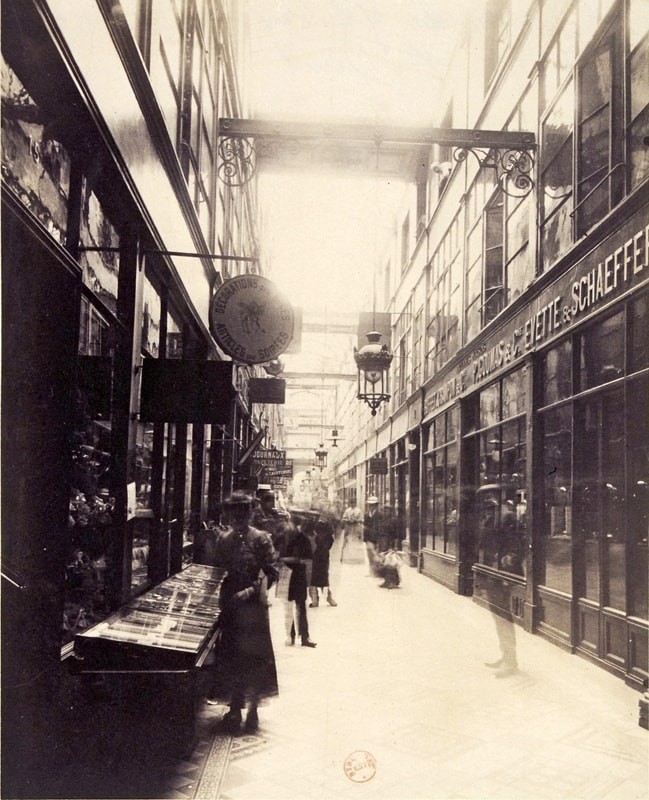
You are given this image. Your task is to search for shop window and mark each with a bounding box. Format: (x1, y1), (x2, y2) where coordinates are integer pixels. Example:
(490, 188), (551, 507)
(542, 340), (573, 405)
(167, 309), (184, 358)
(628, 375), (648, 618)
(78, 178), (120, 314)
(480, 383), (501, 428)
(135, 422), (154, 511)
(65, 301), (116, 645)
(630, 293), (649, 373)
(1, 58), (71, 244)
(502, 368), (527, 418)
(579, 310), (625, 390)
(141, 271), (161, 357)
(423, 408), (459, 555)
(575, 387), (626, 609)
(541, 405), (573, 593)
(540, 295), (647, 614)
(472, 368), (528, 576)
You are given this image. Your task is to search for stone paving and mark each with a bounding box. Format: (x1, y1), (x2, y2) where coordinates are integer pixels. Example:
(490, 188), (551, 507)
(167, 539), (647, 800)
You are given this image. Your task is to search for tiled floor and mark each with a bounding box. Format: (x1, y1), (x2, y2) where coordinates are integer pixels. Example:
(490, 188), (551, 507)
(169, 541), (648, 800)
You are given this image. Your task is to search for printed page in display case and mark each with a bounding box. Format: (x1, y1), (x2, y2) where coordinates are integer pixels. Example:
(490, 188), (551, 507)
(73, 565), (227, 671)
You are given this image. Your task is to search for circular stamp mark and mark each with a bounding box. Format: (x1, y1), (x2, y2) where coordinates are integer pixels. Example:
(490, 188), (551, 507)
(343, 750), (377, 783)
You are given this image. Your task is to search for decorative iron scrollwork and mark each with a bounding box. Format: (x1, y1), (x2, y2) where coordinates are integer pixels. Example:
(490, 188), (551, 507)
(453, 147), (535, 197)
(217, 136), (256, 186)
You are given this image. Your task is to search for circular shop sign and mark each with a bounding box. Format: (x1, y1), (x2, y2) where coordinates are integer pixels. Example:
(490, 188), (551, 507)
(209, 275), (294, 364)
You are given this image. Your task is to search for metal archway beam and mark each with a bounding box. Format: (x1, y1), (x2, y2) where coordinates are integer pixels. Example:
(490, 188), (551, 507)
(218, 118), (536, 194)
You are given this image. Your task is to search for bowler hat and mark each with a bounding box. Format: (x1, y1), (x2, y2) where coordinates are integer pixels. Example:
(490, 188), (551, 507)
(224, 491), (252, 507)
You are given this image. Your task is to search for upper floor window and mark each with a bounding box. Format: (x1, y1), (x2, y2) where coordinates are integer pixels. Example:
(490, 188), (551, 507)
(426, 215), (462, 377)
(125, 0), (221, 249)
(541, 0), (649, 271)
(401, 212), (410, 273)
(464, 178), (532, 340)
(485, 0), (511, 86)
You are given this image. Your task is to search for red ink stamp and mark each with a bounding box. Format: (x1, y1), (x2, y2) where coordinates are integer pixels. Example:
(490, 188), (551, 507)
(343, 750), (376, 783)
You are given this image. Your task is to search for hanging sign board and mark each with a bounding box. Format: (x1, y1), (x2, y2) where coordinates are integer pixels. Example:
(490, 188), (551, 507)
(369, 456), (388, 475)
(210, 275), (294, 364)
(249, 377), (286, 404)
(265, 462), (294, 478)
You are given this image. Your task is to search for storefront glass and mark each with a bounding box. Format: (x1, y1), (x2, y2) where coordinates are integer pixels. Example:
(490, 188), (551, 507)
(423, 407), (458, 555)
(64, 301), (116, 645)
(471, 367), (528, 577)
(540, 295), (648, 624)
(79, 178), (120, 314)
(542, 404), (573, 592)
(1, 59), (71, 245)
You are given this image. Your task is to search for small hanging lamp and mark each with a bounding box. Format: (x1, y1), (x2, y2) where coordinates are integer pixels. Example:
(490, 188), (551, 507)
(314, 443), (328, 470)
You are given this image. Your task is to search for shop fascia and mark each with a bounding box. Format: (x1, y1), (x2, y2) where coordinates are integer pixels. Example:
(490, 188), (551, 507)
(424, 218), (649, 419)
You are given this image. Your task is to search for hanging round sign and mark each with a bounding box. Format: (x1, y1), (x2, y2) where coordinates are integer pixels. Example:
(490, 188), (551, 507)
(209, 275), (294, 364)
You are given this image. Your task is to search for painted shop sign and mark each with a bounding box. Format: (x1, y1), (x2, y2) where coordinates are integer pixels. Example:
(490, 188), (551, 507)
(425, 218), (648, 418)
(252, 449), (287, 466)
(209, 275), (294, 364)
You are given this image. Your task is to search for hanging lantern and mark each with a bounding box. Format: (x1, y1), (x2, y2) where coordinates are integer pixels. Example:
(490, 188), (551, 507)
(353, 331), (393, 416)
(263, 358), (284, 377)
(314, 443), (328, 470)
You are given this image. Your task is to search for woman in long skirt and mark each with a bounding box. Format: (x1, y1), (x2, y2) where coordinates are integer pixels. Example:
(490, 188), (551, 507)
(309, 515), (337, 606)
(209, 492), (279, 733)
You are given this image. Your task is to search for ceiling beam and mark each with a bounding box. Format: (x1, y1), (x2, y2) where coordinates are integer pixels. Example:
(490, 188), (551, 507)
(219, 119), (536, 150)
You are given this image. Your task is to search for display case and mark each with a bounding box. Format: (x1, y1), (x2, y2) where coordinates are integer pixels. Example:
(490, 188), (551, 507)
(73, 564), (226, 672)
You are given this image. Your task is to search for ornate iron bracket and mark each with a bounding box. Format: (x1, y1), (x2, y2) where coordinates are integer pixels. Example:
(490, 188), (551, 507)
(453, 146), (535, 197)
(217, 136), (256, 187)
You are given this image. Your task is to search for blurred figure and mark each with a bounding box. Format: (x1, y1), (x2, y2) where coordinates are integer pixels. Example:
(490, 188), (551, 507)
(484, 580), (518, 678)
(251, 490), (285, 550)
(208, 492), (279, 732)
(340, 499), (364, 564)
(278, 510), (317, 647)
(378, 504), (397, 552)
(477, 488), (519, 678)
(363, 496), (383, 576)
(309, 513), (337, 607)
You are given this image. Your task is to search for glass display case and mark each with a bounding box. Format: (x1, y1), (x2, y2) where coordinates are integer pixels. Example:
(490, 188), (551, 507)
(73, 564), (226, 671)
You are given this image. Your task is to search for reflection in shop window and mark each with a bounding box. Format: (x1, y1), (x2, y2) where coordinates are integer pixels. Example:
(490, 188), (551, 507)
(579, 310), (624, 390)
(65, 300), (116, 644)
(1, 59), (71, 244)
(135, 422), (153, 510)
(424, 408), (459, 555)
(541, 405), (573, 593)
(78, 178), (120, 313)
(473, 368), (528, 577)
(141, 272), (161, 357)
(542, 339), (572, 405)
(628, 376), (648, 618)
(630, 294), (649, 373)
